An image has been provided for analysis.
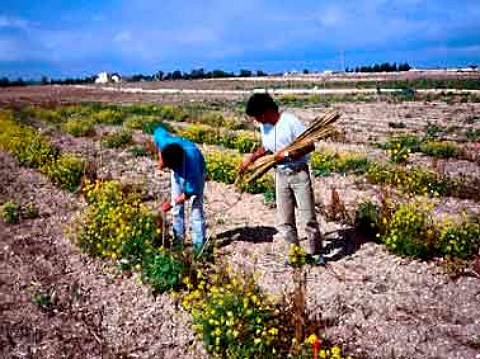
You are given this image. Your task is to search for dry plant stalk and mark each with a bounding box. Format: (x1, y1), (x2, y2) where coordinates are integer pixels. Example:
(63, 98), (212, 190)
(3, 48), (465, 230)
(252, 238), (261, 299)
(326, 186), (349, 223)
(244, 110), (341, 183)
(292, 267), (307, 353)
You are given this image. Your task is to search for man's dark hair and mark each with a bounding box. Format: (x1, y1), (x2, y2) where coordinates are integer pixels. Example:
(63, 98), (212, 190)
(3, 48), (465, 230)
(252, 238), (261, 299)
(162, 143), (185, 169)
(245, 93), (278, 117)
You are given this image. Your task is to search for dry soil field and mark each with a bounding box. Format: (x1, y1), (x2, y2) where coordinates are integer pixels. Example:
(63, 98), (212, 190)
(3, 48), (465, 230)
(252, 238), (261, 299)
(1, 78), (480, 359)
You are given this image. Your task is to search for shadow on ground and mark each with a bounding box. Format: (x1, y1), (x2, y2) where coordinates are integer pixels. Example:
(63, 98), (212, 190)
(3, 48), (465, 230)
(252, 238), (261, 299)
(322, 227), (371, 262)
(215, 226), (277, 246)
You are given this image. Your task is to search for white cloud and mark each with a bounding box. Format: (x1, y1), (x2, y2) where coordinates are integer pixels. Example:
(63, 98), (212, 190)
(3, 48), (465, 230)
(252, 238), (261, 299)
(319, 8), (345, 27)
(0, 16), (29, 29)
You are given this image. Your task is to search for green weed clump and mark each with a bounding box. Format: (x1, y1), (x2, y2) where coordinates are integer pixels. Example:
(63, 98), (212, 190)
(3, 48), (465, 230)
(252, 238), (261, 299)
(437, 219), (480, 259)
(205, 152), (273, 194)
(42, 154), (85, 191)
(1, 201), (20, 224)
(357, 196), (480, 260)
(366, 163), (446, 197)
(419, 141), (459, 159)
(196, 112), (225, 128)
(21, 202), (40, 219)
(93, 108), (126, 125)
(310, 151), (371, 177)
(122, 103), (165, 116)
(378, 135), (422, 163)
(179, 124), (220, 145)
(179, 124), (260, 154)
(232, 131), (260, 153)
(0, 110), (84, 191)
(20, 106), (65, 124)
(310, 152), (337, 176)
(205, 151), (237, 184)
(157, 105), (188, 122)
(380, 200), (436, 258)
(124, 115), (175, 134)
(129, 145), (149, 157)
(0, 121), (58, 169)
(466, 128), (480, 142)
(101, 130), (133, 148)
(194, 112), (247, 130)
(62, 118), (96, 137)
(1, 201), (40, 224)
(141, 250), (185, 294)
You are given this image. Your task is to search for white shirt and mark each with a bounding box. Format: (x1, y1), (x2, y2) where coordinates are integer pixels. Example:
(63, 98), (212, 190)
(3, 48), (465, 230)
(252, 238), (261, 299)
(260, 112), (308, 168)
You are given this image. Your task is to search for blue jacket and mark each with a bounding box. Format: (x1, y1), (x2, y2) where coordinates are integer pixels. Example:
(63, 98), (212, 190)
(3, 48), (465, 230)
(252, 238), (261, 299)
(153, 127), (206, 197)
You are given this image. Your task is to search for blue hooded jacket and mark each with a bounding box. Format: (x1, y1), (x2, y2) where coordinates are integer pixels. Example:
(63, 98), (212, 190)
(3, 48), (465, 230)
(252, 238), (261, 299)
(153, 126), (206, 197)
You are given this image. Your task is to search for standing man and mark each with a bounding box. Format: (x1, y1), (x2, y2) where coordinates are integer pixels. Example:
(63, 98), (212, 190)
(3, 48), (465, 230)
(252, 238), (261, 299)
(238, 93), (324, 265)
(153, 126), (206, 254)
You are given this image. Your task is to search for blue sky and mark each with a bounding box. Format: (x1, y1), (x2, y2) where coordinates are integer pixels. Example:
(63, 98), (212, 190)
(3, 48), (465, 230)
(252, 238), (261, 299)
(1, 0), (480, 79)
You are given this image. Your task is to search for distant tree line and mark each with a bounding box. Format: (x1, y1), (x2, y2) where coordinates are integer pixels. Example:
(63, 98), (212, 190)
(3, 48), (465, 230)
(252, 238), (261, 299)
(0, 68), (272, 87)
(0, 77), (27, 87)
(0, 75), (96, 87)
(345, 62), (411, 73)
(130, 68), (269, 82)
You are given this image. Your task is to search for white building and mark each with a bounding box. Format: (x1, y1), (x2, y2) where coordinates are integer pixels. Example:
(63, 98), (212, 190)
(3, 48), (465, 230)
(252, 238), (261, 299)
(95, 72), (121, 84)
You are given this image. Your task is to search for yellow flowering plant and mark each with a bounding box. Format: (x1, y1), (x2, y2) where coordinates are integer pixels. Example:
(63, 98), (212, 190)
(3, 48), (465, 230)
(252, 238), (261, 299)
(205, 151), (273, 194)
(437, 218), (480, 259)
(181, 264), (287, 357)
(100, 130), (133, 149)
(0, 110), (84, 192)
(419, 140), (459, 159)
(179, 124), (260, 154)
(380, 199), (437, 258)
(375, 197), (480, 260)
(62, 118), (96, 137)
(310, 151), (372, 177)
(74, 180), (161, 266)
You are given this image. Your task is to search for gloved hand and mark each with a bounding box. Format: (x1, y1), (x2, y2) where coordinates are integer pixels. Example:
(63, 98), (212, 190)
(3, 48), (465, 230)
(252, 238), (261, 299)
(160, 200), (173, 212)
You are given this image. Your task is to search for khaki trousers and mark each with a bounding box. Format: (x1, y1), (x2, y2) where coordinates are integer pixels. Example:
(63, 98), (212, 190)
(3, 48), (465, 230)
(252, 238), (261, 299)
(275, 164), (322, 255)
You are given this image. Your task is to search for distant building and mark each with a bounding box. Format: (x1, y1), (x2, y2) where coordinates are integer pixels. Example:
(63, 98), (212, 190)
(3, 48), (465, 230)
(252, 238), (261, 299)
(95, 72), (122, 84)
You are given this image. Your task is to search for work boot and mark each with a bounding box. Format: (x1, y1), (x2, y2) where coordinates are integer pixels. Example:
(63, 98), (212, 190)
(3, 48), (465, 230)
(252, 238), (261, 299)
(306, 253), (326, 266)
(307, 238), (322, 256)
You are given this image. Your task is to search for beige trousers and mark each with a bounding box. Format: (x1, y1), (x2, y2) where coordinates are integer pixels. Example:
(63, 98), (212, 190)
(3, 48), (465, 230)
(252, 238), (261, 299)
(275, 164), (322, 255)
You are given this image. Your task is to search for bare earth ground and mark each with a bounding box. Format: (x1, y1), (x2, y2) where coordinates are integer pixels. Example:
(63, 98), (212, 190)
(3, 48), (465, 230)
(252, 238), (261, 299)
(0, 151), (207, 359)
(1, 84), (480, 358)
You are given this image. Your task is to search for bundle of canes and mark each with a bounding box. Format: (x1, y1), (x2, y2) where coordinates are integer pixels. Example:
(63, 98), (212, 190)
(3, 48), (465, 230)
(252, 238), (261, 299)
(243, 110), (340, 184)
